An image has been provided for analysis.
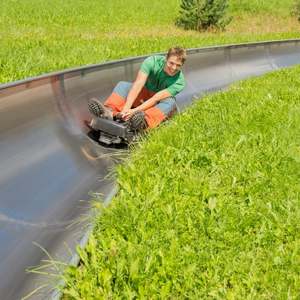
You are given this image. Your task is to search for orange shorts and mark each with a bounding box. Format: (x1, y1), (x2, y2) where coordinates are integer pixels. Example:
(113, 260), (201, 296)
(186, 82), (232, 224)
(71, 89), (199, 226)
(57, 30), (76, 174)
(104, 81), (176, 128)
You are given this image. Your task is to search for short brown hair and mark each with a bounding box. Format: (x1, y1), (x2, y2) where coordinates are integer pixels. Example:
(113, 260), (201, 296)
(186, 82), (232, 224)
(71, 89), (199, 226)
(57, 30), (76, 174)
(167, 47), (187, 64)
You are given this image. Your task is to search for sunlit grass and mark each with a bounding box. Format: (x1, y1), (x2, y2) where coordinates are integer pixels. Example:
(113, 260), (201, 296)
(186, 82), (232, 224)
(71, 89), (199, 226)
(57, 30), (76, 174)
(3, 0), (299, 298)
(229, 0), (294, 15)
(1, 0), (300, 84)
(62, 65), (300, 299)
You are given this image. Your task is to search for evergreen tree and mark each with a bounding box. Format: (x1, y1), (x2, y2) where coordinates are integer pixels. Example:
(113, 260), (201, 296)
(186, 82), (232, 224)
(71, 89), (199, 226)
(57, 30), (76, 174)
(176, 0), (232, 31)
(291, 0), (300, 21)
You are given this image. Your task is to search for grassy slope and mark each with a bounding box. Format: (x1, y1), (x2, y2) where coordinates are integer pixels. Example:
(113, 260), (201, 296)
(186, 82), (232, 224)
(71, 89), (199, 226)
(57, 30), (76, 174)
(63, 65), (300, 299)
(3, 1), (299, 298)
(1, 0), (300, 84)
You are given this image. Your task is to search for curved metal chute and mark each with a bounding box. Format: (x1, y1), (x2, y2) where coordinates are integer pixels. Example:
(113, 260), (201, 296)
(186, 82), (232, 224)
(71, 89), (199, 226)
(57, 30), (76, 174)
(1, 39), (300, 299)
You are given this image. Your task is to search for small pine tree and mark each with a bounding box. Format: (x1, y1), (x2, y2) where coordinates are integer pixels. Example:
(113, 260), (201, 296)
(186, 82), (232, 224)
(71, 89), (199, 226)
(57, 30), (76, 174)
(291, 0), (300, 21)
(175, 0), (232, 31)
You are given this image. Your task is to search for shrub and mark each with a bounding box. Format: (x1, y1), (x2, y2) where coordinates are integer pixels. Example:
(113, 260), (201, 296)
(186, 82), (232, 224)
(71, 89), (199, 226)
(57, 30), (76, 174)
(175, 0), (232, 31)
(291, 0), (300, 21)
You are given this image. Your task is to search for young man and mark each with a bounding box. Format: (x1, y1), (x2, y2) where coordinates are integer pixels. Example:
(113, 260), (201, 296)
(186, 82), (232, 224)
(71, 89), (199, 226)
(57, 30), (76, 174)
(88, 47), (186, 131)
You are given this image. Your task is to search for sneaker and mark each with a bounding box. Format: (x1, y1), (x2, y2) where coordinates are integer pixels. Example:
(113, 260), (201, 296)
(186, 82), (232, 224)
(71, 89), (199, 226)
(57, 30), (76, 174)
(129, 111), (147, 131)
(88, 98), (113, 119)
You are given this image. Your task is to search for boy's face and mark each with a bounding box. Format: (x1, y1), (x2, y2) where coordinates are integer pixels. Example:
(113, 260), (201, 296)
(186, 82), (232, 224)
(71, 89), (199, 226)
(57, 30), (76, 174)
(164, 55), (183, 76)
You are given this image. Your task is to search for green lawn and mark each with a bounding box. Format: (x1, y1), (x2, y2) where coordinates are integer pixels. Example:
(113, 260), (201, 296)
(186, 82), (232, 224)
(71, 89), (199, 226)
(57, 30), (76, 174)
(229, 0), (294, 14)
(1, 0), (300, 84)
(63, 65), (300, 299)
(3, 1), (300, 298)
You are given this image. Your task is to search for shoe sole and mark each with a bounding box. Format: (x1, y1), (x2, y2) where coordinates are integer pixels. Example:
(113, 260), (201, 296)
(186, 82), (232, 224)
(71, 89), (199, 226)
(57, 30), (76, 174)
(130, 112), (147, 131)
(88, 100), (104, 118)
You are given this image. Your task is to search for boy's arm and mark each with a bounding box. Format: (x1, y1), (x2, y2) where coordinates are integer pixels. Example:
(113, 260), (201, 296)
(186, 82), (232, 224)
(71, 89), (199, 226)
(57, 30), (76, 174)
(122, 89), (172, 120)
(133, 89), (171, 112)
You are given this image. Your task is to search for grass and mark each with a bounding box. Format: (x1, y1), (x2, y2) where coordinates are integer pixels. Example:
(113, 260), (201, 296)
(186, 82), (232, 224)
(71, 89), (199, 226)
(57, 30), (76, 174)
(62, 65), (300, 299)
(2, 0), (300, 298)
(1, 0), (300, 84)
(229, 0), (294, 15)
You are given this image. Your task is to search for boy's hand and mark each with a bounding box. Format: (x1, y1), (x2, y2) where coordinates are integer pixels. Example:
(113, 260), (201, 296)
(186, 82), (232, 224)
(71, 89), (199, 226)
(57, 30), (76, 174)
(121, 109), (136, 121)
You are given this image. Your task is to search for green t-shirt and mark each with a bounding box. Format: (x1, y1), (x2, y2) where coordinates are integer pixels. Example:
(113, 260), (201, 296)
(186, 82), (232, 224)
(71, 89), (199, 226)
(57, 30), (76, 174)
(140, 55), (185, 97)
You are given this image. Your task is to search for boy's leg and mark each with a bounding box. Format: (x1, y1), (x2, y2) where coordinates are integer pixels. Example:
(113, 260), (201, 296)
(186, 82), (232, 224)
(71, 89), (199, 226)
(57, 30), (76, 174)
(144, 97), (176, 128)
(104, 81), (133, 115)
(88, 81), (133, 119)
(105, 81), (152, 115)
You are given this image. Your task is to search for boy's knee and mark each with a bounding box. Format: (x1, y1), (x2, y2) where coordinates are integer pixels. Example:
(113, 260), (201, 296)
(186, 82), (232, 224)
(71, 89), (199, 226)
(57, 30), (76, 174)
(168, 97), (176, 108)
(113, 81), (132, 98)
(156, 97), (176, 116)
